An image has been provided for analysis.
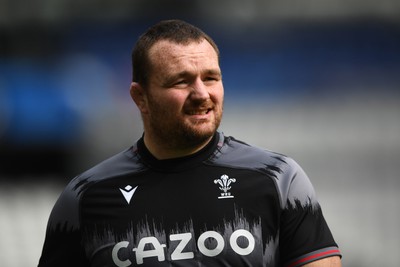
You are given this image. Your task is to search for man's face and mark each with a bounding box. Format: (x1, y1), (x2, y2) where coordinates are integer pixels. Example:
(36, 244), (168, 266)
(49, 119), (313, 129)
(142, 39), (224, 150)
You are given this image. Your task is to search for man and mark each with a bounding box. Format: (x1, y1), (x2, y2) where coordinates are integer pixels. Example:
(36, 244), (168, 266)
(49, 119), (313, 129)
(39, 20), (342, 267)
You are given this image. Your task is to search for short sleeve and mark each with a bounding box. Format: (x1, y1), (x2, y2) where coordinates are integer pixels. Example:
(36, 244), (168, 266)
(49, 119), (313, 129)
(279, 158), (341, 266)
(38, 180), (89, 267)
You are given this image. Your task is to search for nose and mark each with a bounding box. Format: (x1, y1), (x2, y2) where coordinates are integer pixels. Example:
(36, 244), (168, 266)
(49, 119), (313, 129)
(190, 78), (209, 100)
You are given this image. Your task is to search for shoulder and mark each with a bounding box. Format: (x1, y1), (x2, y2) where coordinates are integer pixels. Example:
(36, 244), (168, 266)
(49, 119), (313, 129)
(75, 146), (145, 186)
(213, 133), (315, 209)
(213, 132), (299, 175)
(48, 146), (146, 231)
(69, 146), (145, 197)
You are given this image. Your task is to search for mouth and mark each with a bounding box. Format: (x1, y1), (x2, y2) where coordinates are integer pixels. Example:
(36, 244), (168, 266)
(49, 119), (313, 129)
(187, 108), (212, 115)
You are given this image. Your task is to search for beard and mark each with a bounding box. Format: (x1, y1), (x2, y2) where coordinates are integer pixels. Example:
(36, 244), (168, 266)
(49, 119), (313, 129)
(145, 95), (223, 151)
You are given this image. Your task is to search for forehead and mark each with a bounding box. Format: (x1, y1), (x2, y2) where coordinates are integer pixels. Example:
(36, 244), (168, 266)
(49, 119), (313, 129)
(148, 39), (219, 70)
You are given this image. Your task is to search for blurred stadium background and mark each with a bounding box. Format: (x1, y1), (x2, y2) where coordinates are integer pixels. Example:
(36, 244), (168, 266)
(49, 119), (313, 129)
(1, 0), (400, 266)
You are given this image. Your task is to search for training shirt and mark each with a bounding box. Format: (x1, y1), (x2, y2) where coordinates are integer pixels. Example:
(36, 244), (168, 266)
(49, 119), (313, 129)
(38, 132), (341, 267)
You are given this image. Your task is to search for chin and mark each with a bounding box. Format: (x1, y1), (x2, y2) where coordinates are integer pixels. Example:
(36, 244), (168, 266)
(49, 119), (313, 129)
(185, 125), (217, 141)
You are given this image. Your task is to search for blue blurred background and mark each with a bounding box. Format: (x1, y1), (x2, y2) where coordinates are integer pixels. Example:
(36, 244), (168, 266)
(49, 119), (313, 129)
(1, 1), (399, 266)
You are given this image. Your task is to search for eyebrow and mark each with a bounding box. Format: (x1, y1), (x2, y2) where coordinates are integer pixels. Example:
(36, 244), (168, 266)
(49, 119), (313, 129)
(204, 69), (222, 77)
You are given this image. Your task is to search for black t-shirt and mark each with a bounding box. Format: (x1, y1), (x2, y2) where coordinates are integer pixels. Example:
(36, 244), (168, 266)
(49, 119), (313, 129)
(38, 132), (340, 267)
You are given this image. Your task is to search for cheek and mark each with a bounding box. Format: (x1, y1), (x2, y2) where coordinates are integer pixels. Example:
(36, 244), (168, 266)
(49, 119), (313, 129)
(153, 92), (187, 113)
(167, 95), (186, 110)
(212, 87), (224, 105)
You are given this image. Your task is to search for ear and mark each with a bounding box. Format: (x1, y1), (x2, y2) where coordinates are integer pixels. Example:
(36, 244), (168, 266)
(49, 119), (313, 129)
(130, 82), (149, 114)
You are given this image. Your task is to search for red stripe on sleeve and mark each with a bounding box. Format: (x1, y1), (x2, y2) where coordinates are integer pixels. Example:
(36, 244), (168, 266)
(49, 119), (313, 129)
(286, 249), (341, 267)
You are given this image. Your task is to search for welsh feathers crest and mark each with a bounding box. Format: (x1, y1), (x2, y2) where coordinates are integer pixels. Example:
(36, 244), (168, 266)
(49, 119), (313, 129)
(214, 174), (236, 199)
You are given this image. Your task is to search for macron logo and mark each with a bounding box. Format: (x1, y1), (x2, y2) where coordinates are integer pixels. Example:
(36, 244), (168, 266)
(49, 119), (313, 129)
(119, 185), (138, 204)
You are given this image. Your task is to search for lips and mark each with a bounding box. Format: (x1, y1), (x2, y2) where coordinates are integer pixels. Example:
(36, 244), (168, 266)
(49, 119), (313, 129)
(187, 108), (211, 115)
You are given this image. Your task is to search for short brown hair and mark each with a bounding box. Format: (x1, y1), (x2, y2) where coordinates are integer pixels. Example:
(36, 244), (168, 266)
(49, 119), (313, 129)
(131, 19), (220, 86)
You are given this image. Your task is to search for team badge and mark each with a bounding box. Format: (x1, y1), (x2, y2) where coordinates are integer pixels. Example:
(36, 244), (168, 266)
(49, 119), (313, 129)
(214, 174), (236, 199)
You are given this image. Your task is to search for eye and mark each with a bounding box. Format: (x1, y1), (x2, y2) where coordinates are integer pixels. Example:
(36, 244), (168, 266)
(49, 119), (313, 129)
(204, 76), (220, 83)
(175, 80), (188, 86)
(172, 80), (189, 88)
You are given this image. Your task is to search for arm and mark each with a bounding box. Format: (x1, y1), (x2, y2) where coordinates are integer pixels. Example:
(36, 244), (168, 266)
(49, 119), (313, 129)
(303, 256), (342, 267)
(38, 180), (88, 267)
(279, 158), (342, 267)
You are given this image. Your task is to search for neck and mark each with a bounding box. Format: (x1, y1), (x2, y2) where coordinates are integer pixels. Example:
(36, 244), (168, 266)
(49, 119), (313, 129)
(143, 133), (214, 160)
